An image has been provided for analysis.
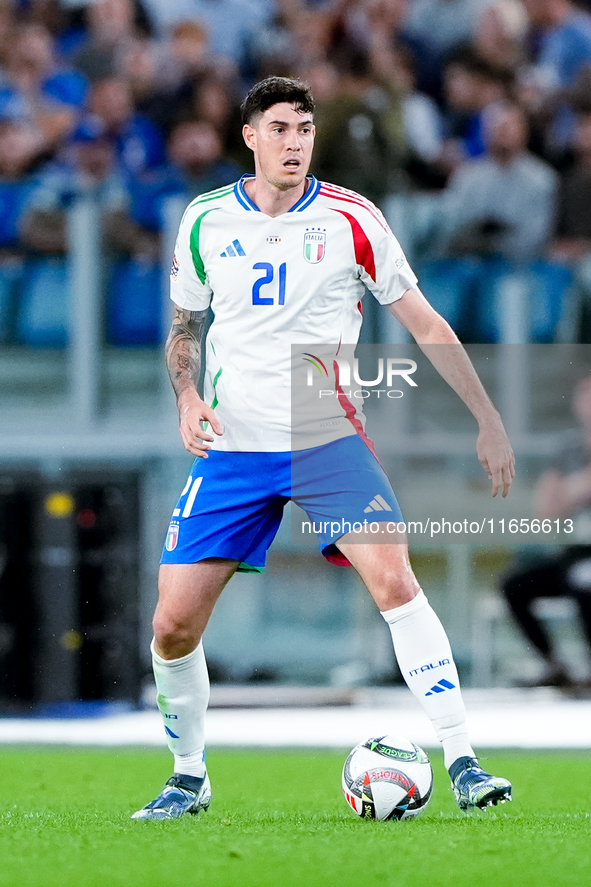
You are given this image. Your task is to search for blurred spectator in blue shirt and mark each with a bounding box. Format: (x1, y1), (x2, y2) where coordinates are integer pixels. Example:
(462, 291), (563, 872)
(164, 117), (240, 194)
(78, 75), (164, 176)
(19, 122), (156, 258)
(360, 29), (447, 190)
(0, 21), (87, 154)
(404, 0), (492, 95)
(0, 121), (43, 243)
(440, 100), (557, 261)
(520, 0), (591, 160)
(252, 1), (335, 78)
(310, 44), (406, 206)
(548, 103), (591, 339)
(0, 117), (47, 341)
(128, 118), (240, 233)
(422, 100), (565, 341)
(138, 0), (273, 80)
(115, 19), (238, 144)
(18, 115), (168, 347)
(69, 0), (147, 82)
(177, 70), (247, 166)
(523, 0), (591, 89)
(550, 106), (591, 263)
(406, 0), (492, 54)
(338, 0), (441, 100)
(439, 48), (514, 171)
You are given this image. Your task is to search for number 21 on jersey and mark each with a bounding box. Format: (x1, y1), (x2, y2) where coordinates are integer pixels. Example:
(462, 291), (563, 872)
(252, 262), (287, 306)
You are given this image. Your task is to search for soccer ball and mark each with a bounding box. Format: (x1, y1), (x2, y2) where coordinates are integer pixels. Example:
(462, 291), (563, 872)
(342, 734), (433, 821)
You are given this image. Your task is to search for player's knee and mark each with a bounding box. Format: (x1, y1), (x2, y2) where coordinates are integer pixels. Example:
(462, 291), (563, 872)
(152, 609), (201, 659)
(369, 567), (420, 609)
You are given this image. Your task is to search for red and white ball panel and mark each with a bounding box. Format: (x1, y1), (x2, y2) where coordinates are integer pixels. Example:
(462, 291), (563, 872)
(342, 734), (433, 821)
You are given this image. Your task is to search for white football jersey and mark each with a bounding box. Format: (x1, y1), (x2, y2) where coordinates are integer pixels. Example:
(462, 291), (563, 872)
(170, 175), (417, 451)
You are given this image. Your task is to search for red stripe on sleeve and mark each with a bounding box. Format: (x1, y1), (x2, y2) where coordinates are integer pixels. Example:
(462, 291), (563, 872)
(333, 209), (377, 282)
(319, 184), (390, 233)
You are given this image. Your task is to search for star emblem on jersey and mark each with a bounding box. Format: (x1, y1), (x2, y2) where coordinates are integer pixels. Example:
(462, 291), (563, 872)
(220, 239), (246, 257)
(303, 228), (326, 263)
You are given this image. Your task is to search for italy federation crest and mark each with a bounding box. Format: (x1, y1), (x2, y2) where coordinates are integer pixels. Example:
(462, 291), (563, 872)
(303, 228), (326, 263)
(165, 520), (179, 551)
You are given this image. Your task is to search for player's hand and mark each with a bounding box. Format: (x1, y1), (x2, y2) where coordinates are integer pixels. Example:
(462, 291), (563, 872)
(177, 389), (224, 457)
(476, 414), (515, 498)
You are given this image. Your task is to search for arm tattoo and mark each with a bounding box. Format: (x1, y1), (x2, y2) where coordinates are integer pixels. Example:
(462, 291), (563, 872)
(165, 306), (208, 401)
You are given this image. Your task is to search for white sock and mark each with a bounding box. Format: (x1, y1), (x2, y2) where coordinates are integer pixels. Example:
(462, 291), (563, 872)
(381, 590), (475, 770)
(151, 638), (209, 778)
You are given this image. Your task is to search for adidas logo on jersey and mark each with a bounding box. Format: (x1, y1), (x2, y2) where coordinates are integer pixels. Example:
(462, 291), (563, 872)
(364, 494), (393, 514)
(220, 239), (246, 257)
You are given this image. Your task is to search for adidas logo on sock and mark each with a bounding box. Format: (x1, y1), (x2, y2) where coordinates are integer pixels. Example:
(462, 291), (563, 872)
(425, 679), (456, 697)
(364, 494), (393, 514)
(220, 239), (246, 257)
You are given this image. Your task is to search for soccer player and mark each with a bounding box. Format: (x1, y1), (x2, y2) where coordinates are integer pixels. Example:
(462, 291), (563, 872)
(132, 76), (515, 820)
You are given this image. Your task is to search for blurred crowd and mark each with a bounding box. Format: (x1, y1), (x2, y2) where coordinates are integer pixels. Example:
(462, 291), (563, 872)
(2, 0), (591, 344)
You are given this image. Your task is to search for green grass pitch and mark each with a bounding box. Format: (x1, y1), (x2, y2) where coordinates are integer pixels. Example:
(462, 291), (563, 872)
(0, 747), (589, 887)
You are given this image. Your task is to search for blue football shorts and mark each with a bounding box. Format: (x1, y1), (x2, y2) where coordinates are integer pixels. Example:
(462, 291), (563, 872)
(160, 434), (404, 571)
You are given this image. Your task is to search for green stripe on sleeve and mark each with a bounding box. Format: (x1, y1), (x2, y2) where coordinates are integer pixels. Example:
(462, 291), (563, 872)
(185, 184), (235, 214)
(189, 208), (216, 285)
(203, 364), (223, 431)
(210, 366), (223, 411)
(187, 185), (234, 282)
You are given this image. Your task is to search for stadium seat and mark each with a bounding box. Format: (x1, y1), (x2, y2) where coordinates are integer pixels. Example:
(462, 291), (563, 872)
(106, 257), (163, 346)
(382, 192), (446, 266)
(0, 259), (24, 344)
(16, 257), (70, 347)
(525, 261), (573, 344)
(418, 258), (573, 343)
(418, 257), (484, 338)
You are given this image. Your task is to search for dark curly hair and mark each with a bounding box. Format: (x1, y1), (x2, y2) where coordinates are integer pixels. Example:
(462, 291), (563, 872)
(241, 76), (315, 125)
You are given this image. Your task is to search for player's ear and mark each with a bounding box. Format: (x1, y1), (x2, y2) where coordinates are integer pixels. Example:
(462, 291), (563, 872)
(242, 123), (256, 152)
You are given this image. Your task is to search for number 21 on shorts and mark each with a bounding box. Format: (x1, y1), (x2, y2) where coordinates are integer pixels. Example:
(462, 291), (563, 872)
(173, 476), (203, 518)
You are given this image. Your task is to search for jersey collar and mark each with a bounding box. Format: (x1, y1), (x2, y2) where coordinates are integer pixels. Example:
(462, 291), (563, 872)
(234, 174), (320, 213)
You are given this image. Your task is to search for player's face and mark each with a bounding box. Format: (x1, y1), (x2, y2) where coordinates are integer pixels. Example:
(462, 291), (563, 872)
(243, 102), (315, 192)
